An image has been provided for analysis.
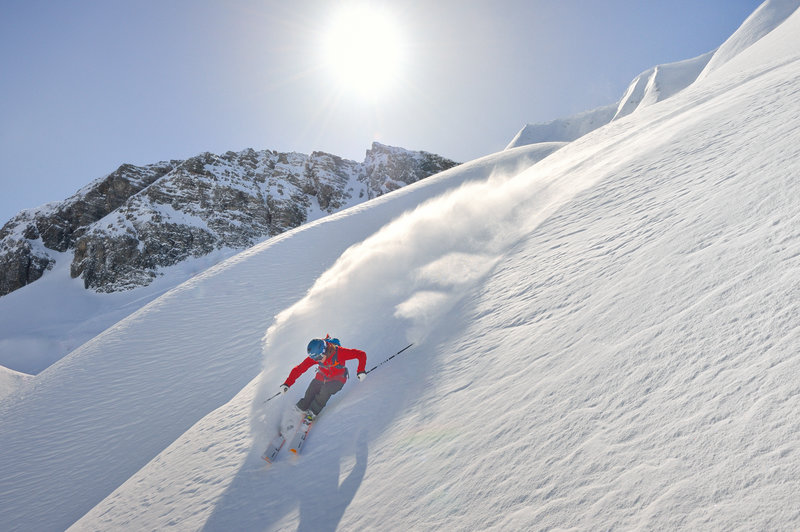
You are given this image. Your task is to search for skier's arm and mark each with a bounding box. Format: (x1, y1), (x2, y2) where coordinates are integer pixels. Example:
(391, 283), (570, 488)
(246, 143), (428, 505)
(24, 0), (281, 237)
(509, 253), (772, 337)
(283, 357), (316, 387)
(339, 346), (367, 374)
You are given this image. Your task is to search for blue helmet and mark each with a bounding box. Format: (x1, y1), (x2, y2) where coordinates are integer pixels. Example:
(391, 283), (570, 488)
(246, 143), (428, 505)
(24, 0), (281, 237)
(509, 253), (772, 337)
(307, 339), (326, 360)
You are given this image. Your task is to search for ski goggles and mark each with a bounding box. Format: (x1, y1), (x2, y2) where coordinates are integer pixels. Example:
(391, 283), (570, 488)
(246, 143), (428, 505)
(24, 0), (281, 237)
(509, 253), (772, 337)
(307, 339), (328, 360)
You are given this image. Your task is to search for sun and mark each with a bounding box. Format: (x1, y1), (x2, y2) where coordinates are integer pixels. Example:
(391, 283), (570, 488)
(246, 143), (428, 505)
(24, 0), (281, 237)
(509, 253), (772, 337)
(321, 5), (406, 99)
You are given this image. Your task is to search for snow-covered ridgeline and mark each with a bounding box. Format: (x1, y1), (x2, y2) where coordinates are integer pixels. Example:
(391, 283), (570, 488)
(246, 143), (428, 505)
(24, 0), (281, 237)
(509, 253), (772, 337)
(507, 0), (800, 150)
(612, 51), (714, 120)
(698, 0), (800, 80)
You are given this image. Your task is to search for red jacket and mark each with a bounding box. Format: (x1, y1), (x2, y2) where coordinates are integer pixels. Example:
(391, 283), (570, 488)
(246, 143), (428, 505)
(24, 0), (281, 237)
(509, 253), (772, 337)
(284, 345), (367, 385)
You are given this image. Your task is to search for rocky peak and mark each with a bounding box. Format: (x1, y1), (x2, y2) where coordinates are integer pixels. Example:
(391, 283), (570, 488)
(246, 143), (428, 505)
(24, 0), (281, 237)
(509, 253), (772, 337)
(363, 142), (455, 195)
(1, 144), (458, 296)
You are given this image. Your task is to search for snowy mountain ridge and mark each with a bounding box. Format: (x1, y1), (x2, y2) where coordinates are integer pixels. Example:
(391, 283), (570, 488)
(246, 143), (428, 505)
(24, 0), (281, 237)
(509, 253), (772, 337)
(698, 0), (800, 80)
(2, 1), (800, 530)
(0, 142), (457, 297)
(612, 51), (715, 120)
(506, 0), (799, 150)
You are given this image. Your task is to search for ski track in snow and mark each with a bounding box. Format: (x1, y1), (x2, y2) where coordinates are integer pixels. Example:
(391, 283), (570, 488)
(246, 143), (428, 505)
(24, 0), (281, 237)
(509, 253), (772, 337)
(3, 3), (800, 531)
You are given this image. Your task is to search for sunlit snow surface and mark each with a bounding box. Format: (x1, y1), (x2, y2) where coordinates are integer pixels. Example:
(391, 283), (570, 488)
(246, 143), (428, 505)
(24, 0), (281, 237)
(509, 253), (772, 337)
(1, 2), (800, 531)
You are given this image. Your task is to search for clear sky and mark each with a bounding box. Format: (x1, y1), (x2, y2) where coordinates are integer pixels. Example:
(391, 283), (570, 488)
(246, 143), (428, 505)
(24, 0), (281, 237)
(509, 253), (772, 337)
(0, 0), (764, 224)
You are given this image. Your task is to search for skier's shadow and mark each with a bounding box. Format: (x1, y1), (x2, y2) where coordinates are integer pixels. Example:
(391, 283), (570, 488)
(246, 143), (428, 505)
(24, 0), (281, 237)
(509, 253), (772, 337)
(201, 429), (368, 531)
(296, 432), (368, 532)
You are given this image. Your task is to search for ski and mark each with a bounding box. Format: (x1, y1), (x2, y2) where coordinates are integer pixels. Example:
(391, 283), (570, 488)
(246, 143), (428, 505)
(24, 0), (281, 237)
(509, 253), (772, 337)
(261, 432), (286, 463)
(288, 416), (314, 455)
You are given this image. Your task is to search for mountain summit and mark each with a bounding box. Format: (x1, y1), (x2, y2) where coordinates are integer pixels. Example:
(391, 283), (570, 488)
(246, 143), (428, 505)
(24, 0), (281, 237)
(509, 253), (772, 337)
(0, 142), (457, 296)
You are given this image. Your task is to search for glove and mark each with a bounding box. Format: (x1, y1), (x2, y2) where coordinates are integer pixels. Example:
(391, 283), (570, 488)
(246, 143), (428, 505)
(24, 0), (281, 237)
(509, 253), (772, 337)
(280, 383), (289, 394)
(357, 372), (366, 382)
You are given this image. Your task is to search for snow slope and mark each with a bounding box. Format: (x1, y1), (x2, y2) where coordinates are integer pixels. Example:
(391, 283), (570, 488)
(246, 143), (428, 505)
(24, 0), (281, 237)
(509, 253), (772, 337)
(0, 248), (239, 377)
(2, 2), (800, 530)
(0, 143), (560, 531)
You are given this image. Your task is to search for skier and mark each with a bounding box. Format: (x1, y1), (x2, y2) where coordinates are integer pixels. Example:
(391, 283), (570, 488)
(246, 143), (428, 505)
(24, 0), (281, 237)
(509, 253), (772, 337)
(280, 336), (367, 419)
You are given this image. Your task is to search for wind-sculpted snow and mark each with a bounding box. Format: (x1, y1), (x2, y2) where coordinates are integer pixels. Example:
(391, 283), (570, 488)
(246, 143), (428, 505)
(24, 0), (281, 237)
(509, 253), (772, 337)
(505, 104), (617, 149)
(0, 365), (29, 401)
(612, 51), (714, 120)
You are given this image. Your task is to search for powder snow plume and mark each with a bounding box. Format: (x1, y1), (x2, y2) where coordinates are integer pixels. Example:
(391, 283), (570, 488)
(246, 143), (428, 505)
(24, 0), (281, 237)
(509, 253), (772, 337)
(249, 126), (633, 436)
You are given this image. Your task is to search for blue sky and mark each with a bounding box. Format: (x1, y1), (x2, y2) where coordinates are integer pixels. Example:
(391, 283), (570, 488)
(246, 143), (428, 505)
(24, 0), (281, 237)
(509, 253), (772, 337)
(0, 0), (764, 223)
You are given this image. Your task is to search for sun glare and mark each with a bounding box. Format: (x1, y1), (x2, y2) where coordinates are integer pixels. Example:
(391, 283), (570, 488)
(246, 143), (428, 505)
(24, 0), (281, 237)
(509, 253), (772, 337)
(321, 5), (405, 99)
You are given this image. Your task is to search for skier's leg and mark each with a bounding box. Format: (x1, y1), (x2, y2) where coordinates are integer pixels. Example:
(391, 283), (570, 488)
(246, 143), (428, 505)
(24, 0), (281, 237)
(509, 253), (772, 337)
(308, 380), (345, 416)
(296, 379), (323, 411)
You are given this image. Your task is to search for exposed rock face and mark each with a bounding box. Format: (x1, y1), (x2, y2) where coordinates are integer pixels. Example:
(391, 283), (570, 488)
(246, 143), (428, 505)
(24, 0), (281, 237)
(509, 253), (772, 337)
(0, 143), (458, 295)
(363, 143), (458, 195)
(0, 161), (177, 295)
(0, 237), (56, 296)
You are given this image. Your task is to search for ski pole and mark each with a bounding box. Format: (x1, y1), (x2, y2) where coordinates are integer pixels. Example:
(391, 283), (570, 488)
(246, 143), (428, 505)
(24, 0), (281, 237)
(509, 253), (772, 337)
(365, 343), (414, 374)
(263, 391), (281, 404)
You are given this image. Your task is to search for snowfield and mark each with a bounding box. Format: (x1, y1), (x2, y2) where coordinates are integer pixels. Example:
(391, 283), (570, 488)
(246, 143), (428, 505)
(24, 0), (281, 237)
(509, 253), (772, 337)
(2, 1), (800, 530)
